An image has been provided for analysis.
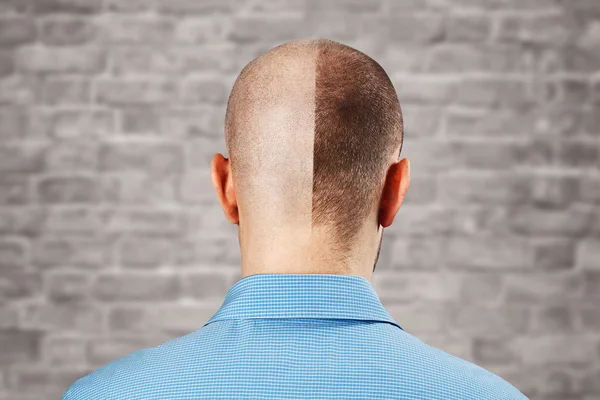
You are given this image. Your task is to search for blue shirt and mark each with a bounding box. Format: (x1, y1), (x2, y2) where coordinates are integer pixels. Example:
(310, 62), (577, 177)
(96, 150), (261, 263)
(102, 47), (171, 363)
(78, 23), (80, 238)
(61, 273), (528, 399)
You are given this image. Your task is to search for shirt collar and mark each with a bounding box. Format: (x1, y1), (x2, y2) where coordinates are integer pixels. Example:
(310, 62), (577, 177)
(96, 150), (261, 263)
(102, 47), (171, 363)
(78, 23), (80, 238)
(202, 273), (402, 331)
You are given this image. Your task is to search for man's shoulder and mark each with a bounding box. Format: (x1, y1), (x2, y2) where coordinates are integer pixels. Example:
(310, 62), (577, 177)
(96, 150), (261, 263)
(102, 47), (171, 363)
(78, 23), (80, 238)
(61, 330), (207, 400)
(389, 329), (528, 399)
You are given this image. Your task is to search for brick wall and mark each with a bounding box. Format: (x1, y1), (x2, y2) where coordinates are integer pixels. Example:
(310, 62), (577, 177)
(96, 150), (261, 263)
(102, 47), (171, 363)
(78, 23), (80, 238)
(0, 0), (599, 399)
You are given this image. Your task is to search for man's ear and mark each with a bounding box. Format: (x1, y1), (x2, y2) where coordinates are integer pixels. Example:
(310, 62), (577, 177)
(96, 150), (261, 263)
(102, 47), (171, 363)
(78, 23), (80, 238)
(378, 158), (410, 228)
(210, 154), (239, 225)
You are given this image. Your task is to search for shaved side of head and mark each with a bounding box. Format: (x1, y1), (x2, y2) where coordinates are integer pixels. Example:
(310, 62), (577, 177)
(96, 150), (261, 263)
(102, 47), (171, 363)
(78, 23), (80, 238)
(224, 39), (403, 267)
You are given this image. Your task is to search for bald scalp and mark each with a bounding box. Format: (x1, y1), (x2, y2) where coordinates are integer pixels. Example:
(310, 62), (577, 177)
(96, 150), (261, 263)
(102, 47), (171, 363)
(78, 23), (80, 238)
(225, 39), (403, 259)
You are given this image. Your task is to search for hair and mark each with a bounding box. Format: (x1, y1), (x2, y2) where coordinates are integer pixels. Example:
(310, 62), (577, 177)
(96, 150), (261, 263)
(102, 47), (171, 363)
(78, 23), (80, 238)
(313, 39), (403, 257)
(224, 39), (403, 261)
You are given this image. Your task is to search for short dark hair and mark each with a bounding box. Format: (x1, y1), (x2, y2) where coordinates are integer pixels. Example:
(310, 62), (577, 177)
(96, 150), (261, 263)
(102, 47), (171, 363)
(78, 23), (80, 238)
(313, 39), (403, 259)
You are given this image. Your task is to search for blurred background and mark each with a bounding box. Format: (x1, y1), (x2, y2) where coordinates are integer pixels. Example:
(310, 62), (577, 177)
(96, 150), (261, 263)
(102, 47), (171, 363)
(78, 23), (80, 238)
(0, 0), (599, 399)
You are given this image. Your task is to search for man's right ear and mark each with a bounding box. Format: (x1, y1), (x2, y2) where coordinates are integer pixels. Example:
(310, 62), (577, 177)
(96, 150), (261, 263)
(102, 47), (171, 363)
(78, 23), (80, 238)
(210, 154), (239, 225)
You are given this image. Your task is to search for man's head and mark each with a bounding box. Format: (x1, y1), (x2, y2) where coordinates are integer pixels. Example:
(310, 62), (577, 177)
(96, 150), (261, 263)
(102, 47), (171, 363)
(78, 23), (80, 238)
(211, 39), (410, 281)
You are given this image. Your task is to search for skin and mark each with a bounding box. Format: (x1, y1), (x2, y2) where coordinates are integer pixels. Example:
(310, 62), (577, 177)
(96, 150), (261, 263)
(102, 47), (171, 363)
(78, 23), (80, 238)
(210, 40), (411, 283)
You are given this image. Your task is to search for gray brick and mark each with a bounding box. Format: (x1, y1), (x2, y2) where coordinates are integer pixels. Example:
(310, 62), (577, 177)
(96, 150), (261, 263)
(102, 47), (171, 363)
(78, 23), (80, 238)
(534, 239), (576, 270)
(531, 175), (581, 208)
(105, 210), (183, 236)
(472, 338), (519, 365)
(0, 50), (14, 77)
(375, 271), (461, 303)
(42, 78), (90, 105)
(459, 273), (504, 305)
(0, 329), (42, 365)
(446, 15), (492, 43)
(98, 16), (176, 43)
(179, 80), (228, 105)
(184, 205), (237, 239)
(48, 109), (113, 138)
(153, 108), (219, 137)
(386, 205), (454, 237)
(497, 14), (578, 46)
(0, 16), (37, 46)
(39, 16), (97, 46)
(0, 75), (41, 105)
(402, 105), (440, 138)
(120, 106), (160, 134)
(42, 207), (103, 235)
(32, 238), (106, 269)
(426, 44), (527, 73)
(0, 207), (44, 236)
(180, 272), (229, 299)
(93, 272), (180, 301)
(45, 271), (91, 302)
(583, 270), (600, 299)
(95, 79), (178, 105)
(37, 176), (100, 204)
(438, 174), (533, 205)
(0, 175), (29, 205)
(307, 0), (381, 13)
(0, 0), (33, 13)
(174, 237), (240, 266)
(0, 144), (44, 173)
(447, 306), (530, 336)
(186, 136), (224, 169)
(578, 305), (600, 332)
(17, 46), (106, 74)
(446, 235), (535, 270)
(41, 336), (86, 366)
(454, 78), (531, 108)
(394, 77), (455, 105)
(531, 305), (575, 334)
(577, 238), (600, 269)
(504, 273), (585, 305)
(445, 108), (536, 137)
(21, 302), (103, 332)
(0, 266), (41, 300)
(0, 107), (42, 139)
(581, 369), (600, 394)
(117, 236), (175, 267)
(516, 335), (598, 365)
(0, 304), (19, 328)
(108, 304), (216, 334)
(450, 206), (510, 236)
(386, 304), (447, 334)
(102, 173), (177, 204)
(99, 142), (183, 175)
(402, 174), (436, 204)
(158, 0), (235, 14)
(44, 140), (98, 171)
(362, 15), (444, 44)
(388, 236), (444, 270)
(508, 205), (594, 237)
(179, 169), (215, 204)
(227, 17), (305, 44)
(559, 78), (591, 104)
(174, 17), (231, 44)
(0, 239), (26, 267)
(33, 0), (101, 14)
(557, 139), (599, 167)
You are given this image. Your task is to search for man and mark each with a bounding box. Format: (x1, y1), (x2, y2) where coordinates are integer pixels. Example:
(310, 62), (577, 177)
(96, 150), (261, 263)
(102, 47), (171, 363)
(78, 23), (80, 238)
(61, 39), (528, 399)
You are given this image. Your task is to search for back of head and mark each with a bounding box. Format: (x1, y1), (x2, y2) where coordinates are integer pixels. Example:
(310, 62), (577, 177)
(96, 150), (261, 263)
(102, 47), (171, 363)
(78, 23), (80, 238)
(225, 39), (403, 263)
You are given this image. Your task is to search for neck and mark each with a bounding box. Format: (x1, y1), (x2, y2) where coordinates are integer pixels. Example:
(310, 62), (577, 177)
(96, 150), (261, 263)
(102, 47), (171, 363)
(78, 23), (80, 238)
(238, 220), (383, 282)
